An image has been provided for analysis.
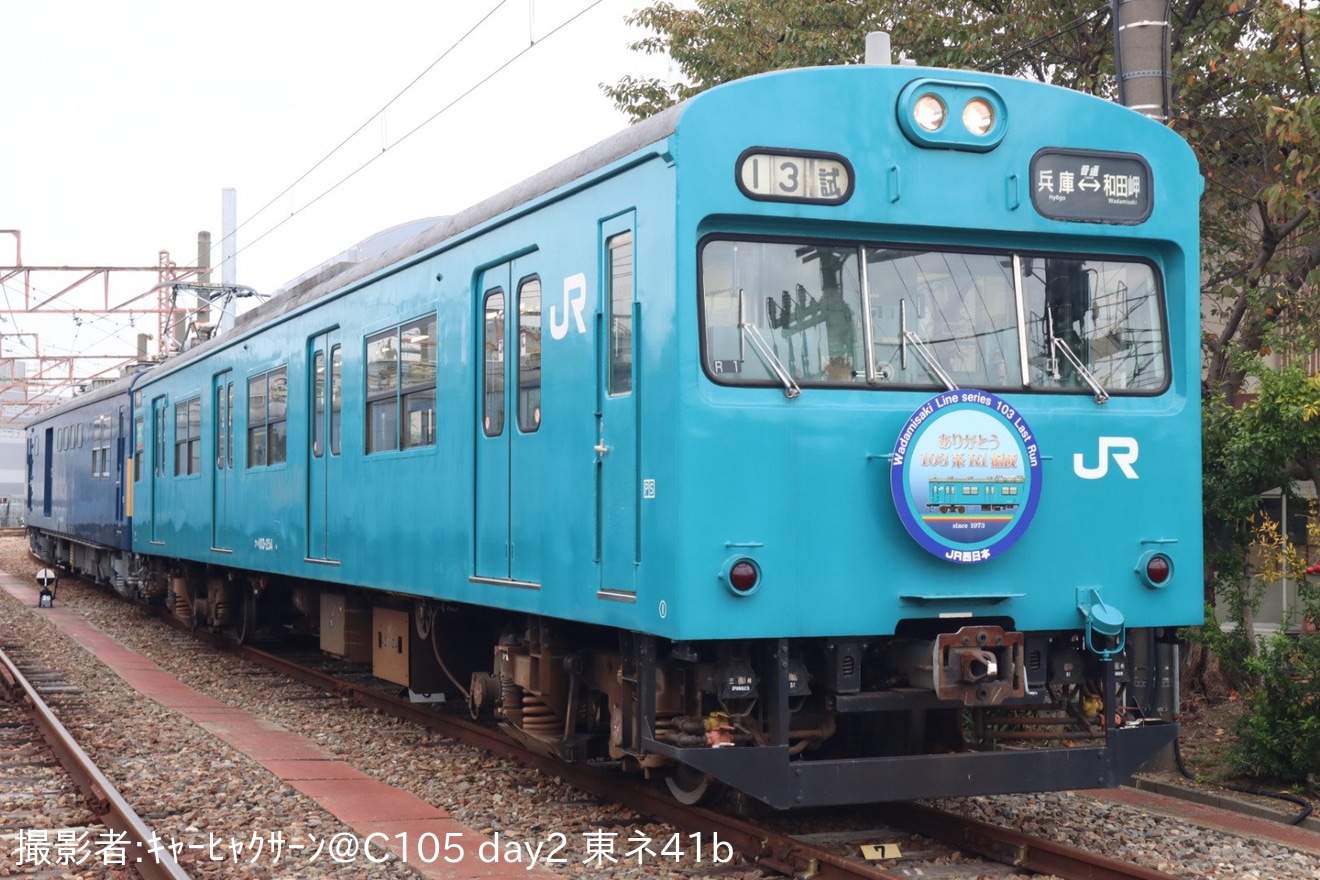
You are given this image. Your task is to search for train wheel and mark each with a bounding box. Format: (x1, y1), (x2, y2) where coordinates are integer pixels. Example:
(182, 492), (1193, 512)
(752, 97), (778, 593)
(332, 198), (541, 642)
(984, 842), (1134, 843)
(235, 587), (257, 644)
(664, 765), (724, 806)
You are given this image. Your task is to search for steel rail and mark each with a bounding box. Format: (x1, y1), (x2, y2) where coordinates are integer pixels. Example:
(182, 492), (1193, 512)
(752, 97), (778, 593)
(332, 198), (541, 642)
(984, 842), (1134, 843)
(215, 637), (1184, 880)
(219, 639), (906, 880)
(878, 801), (1181, 880)
(0, 645), (192, 880)
(127, 601), (1188, 880)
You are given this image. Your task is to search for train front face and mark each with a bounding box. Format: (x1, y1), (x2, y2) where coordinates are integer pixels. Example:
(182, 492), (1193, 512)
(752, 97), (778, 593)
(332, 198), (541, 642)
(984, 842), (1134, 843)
(649, 65), (1204, 807)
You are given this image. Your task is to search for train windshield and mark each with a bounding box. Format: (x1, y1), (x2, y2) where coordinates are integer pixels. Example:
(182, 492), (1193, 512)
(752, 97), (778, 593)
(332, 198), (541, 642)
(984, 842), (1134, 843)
(700, 239), (1167, 395)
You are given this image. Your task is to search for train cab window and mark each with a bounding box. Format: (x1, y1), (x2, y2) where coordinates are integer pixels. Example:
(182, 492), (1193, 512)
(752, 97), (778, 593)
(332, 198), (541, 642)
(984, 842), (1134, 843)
(700, 240), (864, 386)
(866, 248), (1020, 388)
(1018, 257), (1166, 392)
(517, 277), (542, 432)
(482, 294), (505, 437)
(699, 237), (1168, 396)
(247, 367), (288, 467)
(367, 315), (437, 452)
(174, 399), (201, 476)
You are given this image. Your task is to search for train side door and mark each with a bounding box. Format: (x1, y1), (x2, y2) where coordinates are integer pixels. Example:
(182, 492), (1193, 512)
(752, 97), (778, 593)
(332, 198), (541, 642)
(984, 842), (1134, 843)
(307, 330), (342, 562)
(25, 432), (33, 517)
(150, 396), (167, 544)
(596, 218), (639, 597)
(41, 428), (52, 518)
(211, 371), (234, 551)
(475, 267), (512, 580)
(115, 405), (127, 529)
(474, 258), (542, 583)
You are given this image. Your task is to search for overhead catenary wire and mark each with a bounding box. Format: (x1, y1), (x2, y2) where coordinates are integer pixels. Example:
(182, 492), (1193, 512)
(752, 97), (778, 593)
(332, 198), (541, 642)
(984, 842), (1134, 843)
(221, 0), (611, 273)
(7, 0), (615, 395)
(216, 0), (515, 261)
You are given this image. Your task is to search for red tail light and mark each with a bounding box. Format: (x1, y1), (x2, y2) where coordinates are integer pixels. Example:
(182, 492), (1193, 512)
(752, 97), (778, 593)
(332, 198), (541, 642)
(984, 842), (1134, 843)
(729, 559), (759, 593)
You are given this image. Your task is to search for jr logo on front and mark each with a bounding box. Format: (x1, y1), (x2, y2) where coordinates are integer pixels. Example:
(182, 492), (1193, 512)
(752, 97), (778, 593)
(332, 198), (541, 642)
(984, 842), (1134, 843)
(1073, 436), (1139, 479)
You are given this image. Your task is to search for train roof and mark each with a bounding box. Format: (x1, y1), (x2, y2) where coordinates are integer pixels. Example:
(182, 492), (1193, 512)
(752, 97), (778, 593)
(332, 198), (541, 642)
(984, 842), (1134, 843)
(241, 101), (684, 326)
(22, 368), (142, 427)
(28, 92), (690, 416)
(129, 101), (686, 388)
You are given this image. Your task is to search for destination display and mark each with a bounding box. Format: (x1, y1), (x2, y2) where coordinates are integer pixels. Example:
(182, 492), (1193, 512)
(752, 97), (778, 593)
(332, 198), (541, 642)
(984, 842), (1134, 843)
(1029, 149), (1152, 224)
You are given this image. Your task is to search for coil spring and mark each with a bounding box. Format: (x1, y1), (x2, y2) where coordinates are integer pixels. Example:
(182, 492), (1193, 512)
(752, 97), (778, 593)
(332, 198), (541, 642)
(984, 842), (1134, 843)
(500, 676), (524, 727)
(518, 694), (561, 734)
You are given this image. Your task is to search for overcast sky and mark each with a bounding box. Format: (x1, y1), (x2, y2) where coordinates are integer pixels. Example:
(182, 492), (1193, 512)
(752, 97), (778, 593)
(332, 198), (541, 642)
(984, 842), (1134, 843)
(1, 0), (675, 366)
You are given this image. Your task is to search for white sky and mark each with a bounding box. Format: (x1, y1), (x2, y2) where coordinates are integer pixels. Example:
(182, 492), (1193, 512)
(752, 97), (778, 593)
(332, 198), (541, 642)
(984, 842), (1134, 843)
(0, 0), (676, 371)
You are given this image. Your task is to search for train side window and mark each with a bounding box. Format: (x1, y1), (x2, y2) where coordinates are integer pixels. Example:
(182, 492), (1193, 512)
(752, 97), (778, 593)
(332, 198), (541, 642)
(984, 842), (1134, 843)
(90, 417), (101, 478)
(517, 277), (542, 432)
(174, 398), (201, 476)
(268, 368), (288, 465)
(226, 382), (234, 467)
(366, 328), (400, 452)
(401, 315), (437, 449)
(92, 414), (111, 478)
(607, 232), (633, 396)
(330, 346), (342, 456)
(133, 416), (144, 483)
(483, 292), (506, 437)
(216, 380), (229, 470)
(366, 315), (436, 453)
(247, 367), (287, 467)
(153, 398), (167, 477)
(249, 376), (267, 467)
(313, 351), (325, 459)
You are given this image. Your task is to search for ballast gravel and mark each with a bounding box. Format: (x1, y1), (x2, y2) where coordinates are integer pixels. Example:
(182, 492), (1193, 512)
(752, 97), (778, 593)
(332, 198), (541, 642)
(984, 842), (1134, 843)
(0, 536), (1316, 879)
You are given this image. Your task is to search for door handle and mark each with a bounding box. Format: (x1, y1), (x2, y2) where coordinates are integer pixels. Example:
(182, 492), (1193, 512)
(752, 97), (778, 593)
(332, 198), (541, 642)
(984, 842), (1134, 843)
(594, 443), (610, 456)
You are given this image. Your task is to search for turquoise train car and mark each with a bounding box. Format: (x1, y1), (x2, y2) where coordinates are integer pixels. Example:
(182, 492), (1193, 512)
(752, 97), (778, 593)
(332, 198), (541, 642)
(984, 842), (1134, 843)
(28, 53), (1204, 808)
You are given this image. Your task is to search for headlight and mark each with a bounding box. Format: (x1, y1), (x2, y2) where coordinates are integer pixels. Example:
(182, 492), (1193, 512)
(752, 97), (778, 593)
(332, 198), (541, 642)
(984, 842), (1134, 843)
(914, 94), (947, 132)
(962, 97), (996, 136)
(897, 79), (1007, 152)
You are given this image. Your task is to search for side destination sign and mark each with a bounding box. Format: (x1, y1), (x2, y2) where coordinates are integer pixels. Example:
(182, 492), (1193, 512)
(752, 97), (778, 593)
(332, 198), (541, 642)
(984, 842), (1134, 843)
(1029, 148), (1152, 225)
(890, 390), (1042, 564)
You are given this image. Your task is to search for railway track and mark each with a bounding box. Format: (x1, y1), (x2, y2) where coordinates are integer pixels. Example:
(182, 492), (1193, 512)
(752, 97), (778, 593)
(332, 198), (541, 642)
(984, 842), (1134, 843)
(193, 632), (1186, 880)
(0, 643), (190, 880)
(17, 552), (1291, 880)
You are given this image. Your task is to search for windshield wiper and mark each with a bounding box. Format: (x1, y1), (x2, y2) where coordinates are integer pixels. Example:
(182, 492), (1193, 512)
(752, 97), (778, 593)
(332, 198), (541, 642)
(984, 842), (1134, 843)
(740, 322), (801, 399)
(1046, 307), (1110, 404)
(899, 299), (958, 391)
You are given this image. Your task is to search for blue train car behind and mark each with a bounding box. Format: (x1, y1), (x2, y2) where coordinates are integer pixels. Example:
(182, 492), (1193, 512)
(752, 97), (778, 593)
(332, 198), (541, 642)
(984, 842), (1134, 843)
(28, 54), (1204, 809)
(26, 375), (137, 581)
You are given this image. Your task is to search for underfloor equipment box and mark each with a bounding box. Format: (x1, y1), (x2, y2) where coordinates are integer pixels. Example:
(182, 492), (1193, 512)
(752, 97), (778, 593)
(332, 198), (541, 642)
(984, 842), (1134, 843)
(373, 607), (410, 686)
(320, 594), (371, 663)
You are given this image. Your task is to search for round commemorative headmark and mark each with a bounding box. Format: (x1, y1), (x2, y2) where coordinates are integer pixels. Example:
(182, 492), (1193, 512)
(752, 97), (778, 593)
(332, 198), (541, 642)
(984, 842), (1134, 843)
(889, 390), (1042, 564)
